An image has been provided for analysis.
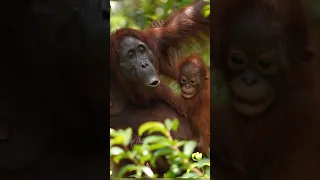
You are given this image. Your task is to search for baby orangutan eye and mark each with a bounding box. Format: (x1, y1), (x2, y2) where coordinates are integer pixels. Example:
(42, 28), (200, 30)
(257, 59), (279, 75)
(228, 50), (247, 70)
(190, 79), (197, 86)
(180, 76), (187, 84)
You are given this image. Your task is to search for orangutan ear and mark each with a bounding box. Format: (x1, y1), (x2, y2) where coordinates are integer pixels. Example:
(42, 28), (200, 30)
(205, 76), (209, 82)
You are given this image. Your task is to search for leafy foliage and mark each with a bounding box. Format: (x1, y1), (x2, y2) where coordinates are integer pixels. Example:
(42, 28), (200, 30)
(110, 119), (210, 178)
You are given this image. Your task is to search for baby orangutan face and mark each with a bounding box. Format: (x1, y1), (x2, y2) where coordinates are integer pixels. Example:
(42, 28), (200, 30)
(180, 63), (200, 99)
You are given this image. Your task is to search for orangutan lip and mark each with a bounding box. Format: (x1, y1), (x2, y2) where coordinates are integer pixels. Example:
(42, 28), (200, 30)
(182, 91), (194, 95)
(182, 92), (195, 98)
(235, 96), (265, 106)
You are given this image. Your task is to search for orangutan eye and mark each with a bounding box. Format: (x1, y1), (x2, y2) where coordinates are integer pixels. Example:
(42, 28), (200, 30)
(127, 49), (135, 58)
(257, 59), (279, 75)
(228, 50), (247, 70)
(137, 44), (145, 52)
(180, 76), (187, 84)
(190, 79), (197, 86)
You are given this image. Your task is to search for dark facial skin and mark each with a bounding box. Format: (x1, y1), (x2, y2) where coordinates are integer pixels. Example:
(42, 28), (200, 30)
(223, 8), (286, 117)
(180, 63), (200, 99)
(119, 36), (160, 88)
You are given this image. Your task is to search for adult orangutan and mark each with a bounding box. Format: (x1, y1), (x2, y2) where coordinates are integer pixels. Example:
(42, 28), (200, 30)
(210, 0), (320, 179)
(177, 53), (210, 154)
(110, 0), (210, 136)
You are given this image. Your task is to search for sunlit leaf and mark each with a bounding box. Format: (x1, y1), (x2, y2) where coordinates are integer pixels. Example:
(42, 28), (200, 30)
(110, 146), (124, 156)
(171, 119), (179, 131)
(164, 169), (177, 178)
(122, 128), (132, 146)
(142, 135), (169, 145)
(183, 141), (197, 157)
(112, 154), (127, 164)
(110, 136), (124, 146)
(196, 158), (211, 168)
(138, 121), (168, 136)
(117, 164), (137, 178)
(171, 164), (181, 175)
(148, 141), (172, 151)
(191, 152), (203, 161)
(179, 172), (199, 178)
(186, 163), (198, 173)
(142, 166), (155, 177)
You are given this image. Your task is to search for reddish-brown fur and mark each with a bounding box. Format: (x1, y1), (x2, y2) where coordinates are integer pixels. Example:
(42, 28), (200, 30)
(110, 0), (209, 116)
(177, 54), (210, 154)
(211, 0), (320, 179)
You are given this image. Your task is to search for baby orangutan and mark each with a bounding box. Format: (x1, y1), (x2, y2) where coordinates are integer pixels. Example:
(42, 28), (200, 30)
(177, 53), (210, 154)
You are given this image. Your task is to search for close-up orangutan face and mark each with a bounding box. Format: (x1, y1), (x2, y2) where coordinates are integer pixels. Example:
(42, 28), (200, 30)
(118, 36), (160, 88)
(222, 7), (289, 117)
(180, 63), (201, 99)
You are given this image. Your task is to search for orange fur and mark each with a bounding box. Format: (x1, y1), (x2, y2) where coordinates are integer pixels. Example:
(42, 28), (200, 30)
(177, 53), (210, 154)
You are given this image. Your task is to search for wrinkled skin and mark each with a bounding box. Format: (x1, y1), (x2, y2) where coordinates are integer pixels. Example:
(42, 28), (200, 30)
(222, 9), (286, 117)
(180, 63), (200, 99)
(119, 37), (160, 87)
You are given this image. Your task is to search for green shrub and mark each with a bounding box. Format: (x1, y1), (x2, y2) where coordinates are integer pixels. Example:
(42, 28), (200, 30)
(110, 119), (210, 178)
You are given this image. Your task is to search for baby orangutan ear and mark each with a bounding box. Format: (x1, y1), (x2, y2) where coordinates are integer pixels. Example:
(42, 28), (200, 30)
(205, 76), (209, 82)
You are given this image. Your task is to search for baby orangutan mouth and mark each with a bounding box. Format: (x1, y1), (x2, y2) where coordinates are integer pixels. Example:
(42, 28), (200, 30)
(182, 87), (196, 98)
(232, 91), (275, 117)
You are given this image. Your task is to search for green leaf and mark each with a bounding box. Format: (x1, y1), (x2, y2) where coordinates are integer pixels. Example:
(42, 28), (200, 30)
(110, 128), (116, 136)
(205, 168), (211, 176)
(126, 151), (138, 160)
(164, 0), (173, 17)
(142, 135), (168, 145)
(171, 119), (179, 131)
(117, 164), (137, 178)
(138, 122), (167, 136)
(170, 164), (181, 175)
(196, 158), (211, 168)
(140, 153), (152, 164)
(174, 140), (187, 148)
(186, 163), (198, 173)
(164, 170), (177, 178)
(112, 154), (127, 164)
(183, 141), (197, 157)
(132, 144), (142, 153)
(122, 128), (132, 146)
(110, 146), (124, 156)
(150, 147), (172, 167)
(142, 166), (155, 177)
(148, 141), (172, 151)
(202, 4), (210, 18)
(136, 166), (142, 178)
(191, 152), (203, 162)
(110, 136), (125, 146)
(164, 119), (173, 131)
(167, 155), (184, 165)
(179, 172), (199, 178)
(154, 147), (173, 157)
